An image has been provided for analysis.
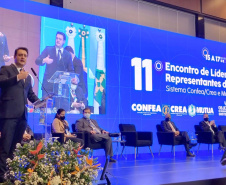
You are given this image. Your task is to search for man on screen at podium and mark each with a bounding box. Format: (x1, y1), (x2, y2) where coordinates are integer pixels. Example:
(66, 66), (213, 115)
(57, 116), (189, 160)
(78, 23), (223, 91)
(35, 31), (74, 98)
(0, 47), (39, 183)
(161, 113), (196, 157)
(199, 113), (226, 150)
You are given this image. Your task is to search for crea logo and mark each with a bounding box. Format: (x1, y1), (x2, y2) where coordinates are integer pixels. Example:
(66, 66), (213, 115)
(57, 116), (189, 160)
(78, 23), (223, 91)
(162, 105), (170, 116)
(162, 105), (187, 116)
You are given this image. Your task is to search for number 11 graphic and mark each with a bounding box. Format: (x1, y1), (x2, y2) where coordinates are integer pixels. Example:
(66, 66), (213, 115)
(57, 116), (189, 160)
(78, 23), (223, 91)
(131, 57), (152, 91)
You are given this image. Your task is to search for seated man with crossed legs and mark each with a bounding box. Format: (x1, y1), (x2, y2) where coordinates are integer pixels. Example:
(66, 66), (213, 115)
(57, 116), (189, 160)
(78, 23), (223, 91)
(76, 107), (116, 162)
(200, 113), (226, 150)
(161, 113), (197, 157)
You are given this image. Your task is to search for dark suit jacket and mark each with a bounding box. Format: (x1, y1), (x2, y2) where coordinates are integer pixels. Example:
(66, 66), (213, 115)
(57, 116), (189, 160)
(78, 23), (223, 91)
(0, 33), (9, 67)
(35, 46), (74, 93)
(0, 64), (39, 119)
(199, 121), (218, 133)
(76, 117), (104, 133)
(161, 120), (179, 132)
(73, 56), (87, 96)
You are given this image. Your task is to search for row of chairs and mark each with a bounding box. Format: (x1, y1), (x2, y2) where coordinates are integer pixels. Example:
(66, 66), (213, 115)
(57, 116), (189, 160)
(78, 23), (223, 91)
(157, 124), (226, 156)
(52, 123), (226, 158)
(51, 123), (153, 159)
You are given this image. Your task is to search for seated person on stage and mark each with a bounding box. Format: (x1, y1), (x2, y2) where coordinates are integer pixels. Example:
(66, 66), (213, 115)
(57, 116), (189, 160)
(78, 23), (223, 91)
(21, 125), (34, 144)
(161, 113), (196, 157)
(76, 107), (116, 162)
(69, 77), (87, 114)
(199, 113), (226, 150)
(52, 108), (84, 146)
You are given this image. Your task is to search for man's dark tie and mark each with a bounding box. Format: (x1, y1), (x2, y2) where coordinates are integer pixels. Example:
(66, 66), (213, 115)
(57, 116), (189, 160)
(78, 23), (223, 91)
(58, 49), (61, 61)
(88, 119), (101, 134)
(20, 68), (25, 82)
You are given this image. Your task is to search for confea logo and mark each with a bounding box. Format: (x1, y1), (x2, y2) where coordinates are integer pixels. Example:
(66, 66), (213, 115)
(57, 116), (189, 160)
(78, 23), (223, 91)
(131, 104), (161, 116)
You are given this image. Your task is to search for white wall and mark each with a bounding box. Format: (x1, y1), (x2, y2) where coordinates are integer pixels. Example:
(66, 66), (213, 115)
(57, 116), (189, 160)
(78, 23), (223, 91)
(205, 18), (226, 43)
(31, 0), (196, 36)
(31, 0), (49, 4)
(31, 0), (226, 42)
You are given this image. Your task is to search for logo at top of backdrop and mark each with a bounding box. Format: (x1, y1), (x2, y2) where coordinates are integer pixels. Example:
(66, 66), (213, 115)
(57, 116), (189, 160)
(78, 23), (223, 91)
(162, 105), (170, 116)
(188, 104), (196, 117)
(202, 47), (209, 59)
(202, 47), (226, 63)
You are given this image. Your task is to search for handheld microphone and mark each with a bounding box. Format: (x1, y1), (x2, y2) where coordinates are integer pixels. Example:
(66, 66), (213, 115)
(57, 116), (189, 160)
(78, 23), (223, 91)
(31, 68), (51, 98)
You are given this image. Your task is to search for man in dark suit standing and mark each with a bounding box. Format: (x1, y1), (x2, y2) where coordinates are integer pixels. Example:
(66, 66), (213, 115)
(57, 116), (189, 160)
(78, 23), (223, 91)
(0, 47), (39, 182)
(161, 113), (196, 157)
(76, 107), (116, 162)
(199, 113), (226, 150)
(35, 31), (74, 98)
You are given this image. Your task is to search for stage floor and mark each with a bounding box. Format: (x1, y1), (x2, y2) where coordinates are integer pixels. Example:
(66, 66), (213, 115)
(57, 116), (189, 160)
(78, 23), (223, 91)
(95, 150), (226, 185)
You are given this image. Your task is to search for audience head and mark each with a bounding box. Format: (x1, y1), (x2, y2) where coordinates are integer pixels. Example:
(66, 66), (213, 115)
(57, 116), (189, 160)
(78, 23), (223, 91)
(83, 107), (91, 119)
(165, 113), (171, 122)
(55, 31), (66, 48)
(65, 45), (74, 54)
(203, 114), (209, 121)
(55, 108), (66, 120)
(65, 46), (75, 59)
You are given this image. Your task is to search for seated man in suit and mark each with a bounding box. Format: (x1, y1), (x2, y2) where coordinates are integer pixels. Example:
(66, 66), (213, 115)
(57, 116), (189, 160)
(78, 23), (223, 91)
(69, 77), (87, 114)
(161, 113), (196, 157)
(199, 113), (226, 150)
(21, 125), (34, 144)
(76, 107), (116, 162)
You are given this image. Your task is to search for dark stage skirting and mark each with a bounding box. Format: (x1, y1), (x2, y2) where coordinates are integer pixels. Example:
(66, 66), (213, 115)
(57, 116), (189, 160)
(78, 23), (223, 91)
(163, 177), (226, 185)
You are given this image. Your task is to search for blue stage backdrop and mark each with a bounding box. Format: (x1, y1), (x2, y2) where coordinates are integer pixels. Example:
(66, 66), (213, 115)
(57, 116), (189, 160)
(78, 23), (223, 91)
(1, 0), (226, 155)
